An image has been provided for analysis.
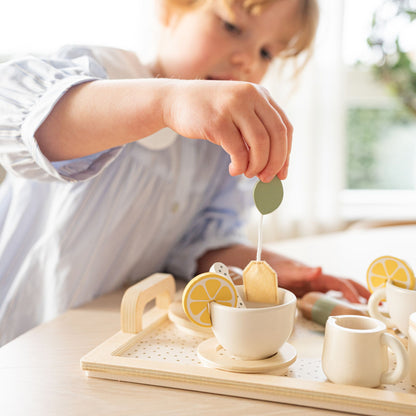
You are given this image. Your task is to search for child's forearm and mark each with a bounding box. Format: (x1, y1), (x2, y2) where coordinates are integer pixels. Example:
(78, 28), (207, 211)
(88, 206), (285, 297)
(35, 78), (174, 161)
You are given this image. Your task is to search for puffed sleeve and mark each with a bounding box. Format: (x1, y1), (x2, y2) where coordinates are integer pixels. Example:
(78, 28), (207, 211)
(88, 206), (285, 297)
(164, 171), (254, 280)
(0, 46), (122, 182)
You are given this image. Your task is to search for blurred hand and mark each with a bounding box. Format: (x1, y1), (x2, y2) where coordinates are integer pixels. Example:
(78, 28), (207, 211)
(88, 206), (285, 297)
(266, 257), (371, 303)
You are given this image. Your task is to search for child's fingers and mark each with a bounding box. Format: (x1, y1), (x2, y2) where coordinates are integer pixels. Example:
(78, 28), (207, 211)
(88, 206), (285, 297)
(231, 94), (290, 181)
(218, 123), (249, 176)
(271, 105), (293, 150)
(348, 279), (371, 300)
(264, 93), (293, 178)
(234, 112), (270, 178)
(256, 105), (288, 182)
(264, 90), (294, 152)
(311, 274), (363, 303)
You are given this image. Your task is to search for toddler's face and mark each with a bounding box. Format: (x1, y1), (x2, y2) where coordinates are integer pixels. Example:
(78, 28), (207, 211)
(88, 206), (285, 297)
(153, 0), (303, 83)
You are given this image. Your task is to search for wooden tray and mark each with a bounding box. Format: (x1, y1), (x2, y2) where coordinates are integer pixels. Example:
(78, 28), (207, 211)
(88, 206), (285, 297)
(80, 274), (416, 415)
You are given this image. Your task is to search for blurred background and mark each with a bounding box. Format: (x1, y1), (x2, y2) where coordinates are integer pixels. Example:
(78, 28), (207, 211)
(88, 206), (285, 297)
(1, 0), (415, 242)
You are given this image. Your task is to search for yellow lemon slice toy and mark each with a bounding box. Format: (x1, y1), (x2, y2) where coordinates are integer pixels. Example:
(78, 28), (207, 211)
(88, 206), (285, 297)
(182, 272), (238, 328)
(366, 255), (415, 293)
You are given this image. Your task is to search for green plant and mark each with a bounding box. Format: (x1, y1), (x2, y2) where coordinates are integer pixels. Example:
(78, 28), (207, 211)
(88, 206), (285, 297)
(367, 0), (416, 116)
(346, 106), (415, 189)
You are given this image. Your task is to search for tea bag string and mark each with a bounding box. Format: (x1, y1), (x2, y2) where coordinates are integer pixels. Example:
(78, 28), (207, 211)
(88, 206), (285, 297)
(256, 213), (263, 262)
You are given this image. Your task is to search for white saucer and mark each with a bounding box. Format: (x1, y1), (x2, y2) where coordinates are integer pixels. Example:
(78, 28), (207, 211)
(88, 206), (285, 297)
(168, 302), (213, 336)
(197, 337), (297, 374)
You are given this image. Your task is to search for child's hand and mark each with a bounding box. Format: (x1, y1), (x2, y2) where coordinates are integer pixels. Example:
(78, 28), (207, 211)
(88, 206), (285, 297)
(163, 80), (292, 182)
(267, 258), (371, 303)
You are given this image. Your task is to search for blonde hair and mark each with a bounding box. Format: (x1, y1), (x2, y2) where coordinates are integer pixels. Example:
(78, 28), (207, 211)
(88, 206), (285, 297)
(161, 0), (319, 71)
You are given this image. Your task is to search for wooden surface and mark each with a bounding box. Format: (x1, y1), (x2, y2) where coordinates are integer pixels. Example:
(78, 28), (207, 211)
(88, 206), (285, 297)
(2, 225), (416, 415)
(120, 273), (175, 333)
(80, 274), (414, 416)
(0, 288), (347, 416)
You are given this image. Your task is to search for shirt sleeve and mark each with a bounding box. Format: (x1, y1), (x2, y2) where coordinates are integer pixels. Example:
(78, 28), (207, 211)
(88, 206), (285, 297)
(0, 45), (122, 182)
(164, 172), (254, 280)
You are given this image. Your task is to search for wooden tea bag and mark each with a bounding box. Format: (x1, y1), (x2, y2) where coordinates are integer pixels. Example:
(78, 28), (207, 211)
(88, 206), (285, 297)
(243, 177), (283, 305)
(243, 260), (278, 304)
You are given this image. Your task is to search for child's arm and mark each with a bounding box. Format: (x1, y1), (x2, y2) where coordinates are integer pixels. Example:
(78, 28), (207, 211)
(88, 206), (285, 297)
(35, 79), (170, 162)
(196, 244), (371, 303)
(36, 79), (291, 183)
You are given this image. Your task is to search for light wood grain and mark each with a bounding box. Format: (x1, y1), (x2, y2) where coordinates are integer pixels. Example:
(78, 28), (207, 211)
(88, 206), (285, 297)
(0, 288), (347, 416)
(120, 273), (175, 333)
(3, 225), (416, 416)
(80, 275), (415, 416)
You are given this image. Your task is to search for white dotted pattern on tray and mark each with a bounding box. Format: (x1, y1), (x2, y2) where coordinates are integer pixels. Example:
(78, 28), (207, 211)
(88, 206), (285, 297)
(119, 312), (415, 393)
(121, 321), (206, 366)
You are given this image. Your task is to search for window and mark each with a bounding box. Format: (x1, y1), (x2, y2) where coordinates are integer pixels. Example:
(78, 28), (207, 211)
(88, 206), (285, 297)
(0, 1), (157, 60)
(341, 0), (416, 221)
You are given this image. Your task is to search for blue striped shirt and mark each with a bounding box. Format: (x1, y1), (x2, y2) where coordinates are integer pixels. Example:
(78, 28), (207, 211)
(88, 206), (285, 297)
(0, 45), (251, 345)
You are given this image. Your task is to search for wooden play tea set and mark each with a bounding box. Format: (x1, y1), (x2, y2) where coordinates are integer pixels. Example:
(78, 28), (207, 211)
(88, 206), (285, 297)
(81, 178), (416, 415)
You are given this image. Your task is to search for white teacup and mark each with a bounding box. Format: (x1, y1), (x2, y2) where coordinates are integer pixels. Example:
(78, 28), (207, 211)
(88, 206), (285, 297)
(209, 287), (296, 360)
(409, 312), (416, 384)
(368, 280), (416, 336)
(322, 315), (408, 387)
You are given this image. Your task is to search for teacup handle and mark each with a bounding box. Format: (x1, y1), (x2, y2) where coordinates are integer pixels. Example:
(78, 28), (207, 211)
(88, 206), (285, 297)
(368, 287), (394, 328)
(380, 332), (408, 385)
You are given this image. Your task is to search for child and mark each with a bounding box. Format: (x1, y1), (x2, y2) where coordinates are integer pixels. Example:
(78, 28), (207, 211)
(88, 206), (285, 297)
(0, 0), (369, 346)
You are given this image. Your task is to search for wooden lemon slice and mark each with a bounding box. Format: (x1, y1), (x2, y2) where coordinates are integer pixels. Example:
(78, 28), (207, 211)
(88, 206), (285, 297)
(182, 272), (238, 327)
(366, 255), (415, 293)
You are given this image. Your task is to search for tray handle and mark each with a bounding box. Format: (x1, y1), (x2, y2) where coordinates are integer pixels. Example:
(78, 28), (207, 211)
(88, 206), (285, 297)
(120, 273), (176, 334)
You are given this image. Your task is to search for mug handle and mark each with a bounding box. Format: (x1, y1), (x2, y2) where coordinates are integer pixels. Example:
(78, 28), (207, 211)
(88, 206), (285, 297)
(368, 287), (394, 328)
(380, 332), (408, 385)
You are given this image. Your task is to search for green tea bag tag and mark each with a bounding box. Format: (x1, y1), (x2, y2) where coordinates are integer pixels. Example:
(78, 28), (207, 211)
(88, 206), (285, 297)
(253, 176), (284, 215)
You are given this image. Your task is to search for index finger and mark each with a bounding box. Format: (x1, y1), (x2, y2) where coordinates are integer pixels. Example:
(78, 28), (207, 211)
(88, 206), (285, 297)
(217, 121), (249, 176)
(265, 94), (293, 179)
(263, 91), (293, 154)
(348, 278), (371, 300)
(310, 274), (363, 303)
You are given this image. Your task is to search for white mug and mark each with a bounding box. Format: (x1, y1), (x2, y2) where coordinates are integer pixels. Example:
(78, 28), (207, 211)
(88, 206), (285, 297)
(322, 315), (408, 387)
(409, 312), (416, 384)
(368, 281), (416, 336)
(209, 286), (296, 360)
